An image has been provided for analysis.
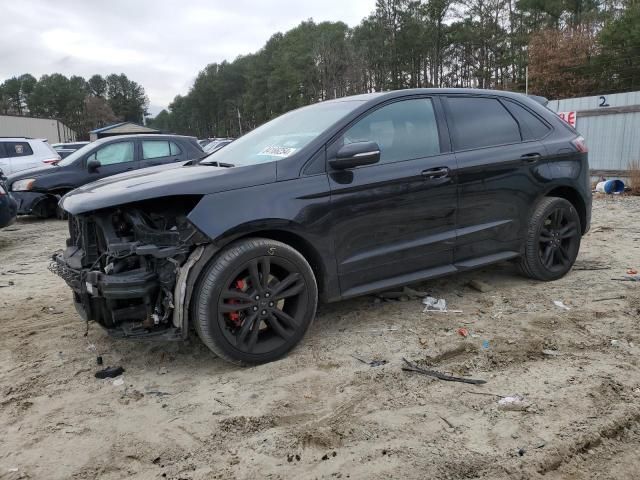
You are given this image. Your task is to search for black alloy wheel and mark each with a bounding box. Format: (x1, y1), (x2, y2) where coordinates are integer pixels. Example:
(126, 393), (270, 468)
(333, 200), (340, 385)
(193, 238), (318, 365)
(519, 197), (581, 281)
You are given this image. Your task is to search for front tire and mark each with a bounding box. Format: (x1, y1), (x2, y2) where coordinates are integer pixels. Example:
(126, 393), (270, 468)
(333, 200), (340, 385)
(193, 238), (318, 365)
(518, 197), (581, 281)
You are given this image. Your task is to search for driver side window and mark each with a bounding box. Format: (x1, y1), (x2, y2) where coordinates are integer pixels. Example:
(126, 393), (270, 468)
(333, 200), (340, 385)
(341, 98), (441, 164)
(88, 141), (134, 166)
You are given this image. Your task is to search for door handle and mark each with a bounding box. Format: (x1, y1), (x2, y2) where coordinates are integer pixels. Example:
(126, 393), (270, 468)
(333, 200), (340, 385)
(521, 153), (541, 163)
(421, 167), (450, 179)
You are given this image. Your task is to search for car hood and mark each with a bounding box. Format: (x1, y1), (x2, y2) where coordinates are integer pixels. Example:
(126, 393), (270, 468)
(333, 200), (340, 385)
(60, 161), (277, 215)
(6, 164), (58, 183)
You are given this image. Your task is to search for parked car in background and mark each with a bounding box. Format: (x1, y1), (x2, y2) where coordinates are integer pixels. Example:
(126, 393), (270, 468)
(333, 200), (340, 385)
(51, 88), (591, 366)
(6, 134), (203, 218)
(55, 148), (77, 159)
(52, 141), (90, 151)
(0, 169), (17, 228)
(0, 138), (61, 175)
(203, 138), (233, 154)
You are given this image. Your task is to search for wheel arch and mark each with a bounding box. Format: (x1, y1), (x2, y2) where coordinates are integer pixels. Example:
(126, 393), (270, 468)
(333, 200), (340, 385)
(221, 228), (331, 302)
(544, 185), (587, 234)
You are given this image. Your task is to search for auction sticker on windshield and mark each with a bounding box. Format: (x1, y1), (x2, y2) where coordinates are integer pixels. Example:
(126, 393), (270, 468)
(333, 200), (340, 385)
(258, 146), (297, 157)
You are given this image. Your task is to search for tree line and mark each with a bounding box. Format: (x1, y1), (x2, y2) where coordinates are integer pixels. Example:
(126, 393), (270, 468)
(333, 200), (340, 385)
(0, 73), (149, 139)
(149, 0), (639, 138)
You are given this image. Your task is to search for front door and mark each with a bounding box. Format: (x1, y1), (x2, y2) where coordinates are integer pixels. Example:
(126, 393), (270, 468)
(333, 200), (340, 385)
(86, 140), (139, 180)
(328, 97), (458, 297)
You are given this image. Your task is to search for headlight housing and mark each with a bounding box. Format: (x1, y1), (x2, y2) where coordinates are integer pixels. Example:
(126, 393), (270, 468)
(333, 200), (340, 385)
(12, 179), (35, 191)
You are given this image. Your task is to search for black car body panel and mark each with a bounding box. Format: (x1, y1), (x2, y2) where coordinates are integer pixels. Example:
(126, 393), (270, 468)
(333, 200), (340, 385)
(0, 175), (17, 228)
(50, 88), (592, 341)
(7, 134), (203, 216)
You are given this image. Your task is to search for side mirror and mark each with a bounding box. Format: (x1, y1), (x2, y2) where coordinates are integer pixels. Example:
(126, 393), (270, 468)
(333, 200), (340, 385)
(87, 158), (101, 172)
(329, 141), (380, 170)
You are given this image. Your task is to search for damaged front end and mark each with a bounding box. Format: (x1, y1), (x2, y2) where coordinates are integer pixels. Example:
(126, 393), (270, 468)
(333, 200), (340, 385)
(50, 199), (210, 339)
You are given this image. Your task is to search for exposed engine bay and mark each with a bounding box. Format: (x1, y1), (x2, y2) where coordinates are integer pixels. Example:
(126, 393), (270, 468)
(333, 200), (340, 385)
(50, 199), (210, 339)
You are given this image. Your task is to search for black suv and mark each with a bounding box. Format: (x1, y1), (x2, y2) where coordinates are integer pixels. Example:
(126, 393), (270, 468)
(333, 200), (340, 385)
(0, 170), (17, 229)
(51, 89), (591, 365)
(7, 134), (203, 218)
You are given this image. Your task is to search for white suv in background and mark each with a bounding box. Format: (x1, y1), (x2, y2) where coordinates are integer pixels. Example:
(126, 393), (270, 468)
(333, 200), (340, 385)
(0, 138), (61, 175)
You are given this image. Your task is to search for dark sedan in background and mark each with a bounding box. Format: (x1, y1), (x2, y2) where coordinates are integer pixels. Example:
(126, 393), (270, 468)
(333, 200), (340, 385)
(0, 170), (17, 228)
(6, 134), (204, 218)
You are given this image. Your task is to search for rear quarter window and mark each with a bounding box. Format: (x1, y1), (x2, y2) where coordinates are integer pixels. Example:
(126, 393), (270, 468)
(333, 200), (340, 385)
(502, 99), (551, 140)
(446, 97), (521, 150)
(3, 142), (34, 157)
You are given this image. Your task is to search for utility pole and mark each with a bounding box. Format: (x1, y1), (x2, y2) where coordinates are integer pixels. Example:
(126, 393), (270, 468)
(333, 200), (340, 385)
(525, 66), (529, 95)
(237, 107), (243, 136)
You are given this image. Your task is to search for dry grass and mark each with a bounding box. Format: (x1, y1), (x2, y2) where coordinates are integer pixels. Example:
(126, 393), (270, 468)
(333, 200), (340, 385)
(629, 160), (640, 196)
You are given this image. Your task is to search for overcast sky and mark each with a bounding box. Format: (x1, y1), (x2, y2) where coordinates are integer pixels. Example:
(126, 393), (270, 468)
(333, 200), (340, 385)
(0, 0), (375, 116)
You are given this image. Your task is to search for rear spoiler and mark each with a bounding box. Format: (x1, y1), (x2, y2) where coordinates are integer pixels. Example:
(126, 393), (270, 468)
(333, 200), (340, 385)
(527, 95), (549, 106)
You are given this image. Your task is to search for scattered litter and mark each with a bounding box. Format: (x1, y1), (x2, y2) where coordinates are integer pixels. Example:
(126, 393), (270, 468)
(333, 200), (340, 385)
(498, 395), (530, 411)
(95, 366), (125, 379)
(595, 179), (624, 194)
(351, 354), (387, 367)
(438, 415), (455, 429)
(96, 356), (103, 365)
(611, 339), (620, 347)
(542, 349), (561, 357)
(627, 268), (638, 275)
(402, 358), (487, 385)
(456, 327), (469, 337)
(482, 340), (490, 350)
(611, 275), (640, 282)
(553, 300), (571, 311)
(468, 279), (492, 293)
(593, 295), (626, 302)
(518, 448), (526, 456)
(422, 296), (462, 313)
(113, 377), (124, 386)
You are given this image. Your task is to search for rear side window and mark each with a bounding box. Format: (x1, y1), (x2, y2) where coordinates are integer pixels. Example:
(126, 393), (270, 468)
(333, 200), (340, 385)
(502, 99), (551, 140)
(447, 97), (521, 150)
(341, 98), (441, 164)
(89, 141), (135, 166)
(3, 142), (34, 157)
(142, 141), (182, 159)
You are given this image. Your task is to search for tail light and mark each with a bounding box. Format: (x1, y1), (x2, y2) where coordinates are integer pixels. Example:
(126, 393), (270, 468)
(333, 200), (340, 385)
(571, 136), (588, 153)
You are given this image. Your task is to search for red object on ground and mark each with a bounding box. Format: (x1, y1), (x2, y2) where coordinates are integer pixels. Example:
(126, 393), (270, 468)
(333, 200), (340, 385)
(456, 327), (469, 337)
(627, 268), (638, 275)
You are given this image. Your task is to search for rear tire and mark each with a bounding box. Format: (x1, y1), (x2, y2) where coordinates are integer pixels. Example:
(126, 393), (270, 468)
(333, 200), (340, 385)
(518, 197), (581, 281)
(193, 238), (318, 365)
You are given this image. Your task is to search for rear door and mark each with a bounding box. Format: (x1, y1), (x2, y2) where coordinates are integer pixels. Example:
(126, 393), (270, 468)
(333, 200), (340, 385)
(86, 140), (139, 180)
(140, 139), (184, 167)
(444, 95), (551, 265)
(328, 96), (458, 297)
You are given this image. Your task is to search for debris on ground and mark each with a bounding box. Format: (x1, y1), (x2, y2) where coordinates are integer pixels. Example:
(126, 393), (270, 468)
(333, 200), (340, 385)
(422, 296), (462, 313)
(626, 268), (638, 275)
(351, 354), (387, 367)
(456, 327), (469, 337)
(542, 349), (561, 357)
(113, 377), (124, 386)
(95, 366), (125, 379)
(593, 294), (626, 302)
(468, 279), (492, 293)
(553, 300), (571, 311)
(497, 395), (530, 411)
(96, 356), (103, 365)
(482, 340), (490, 350)
(611, 275), (640, 282)
(401, 358), (487, 385)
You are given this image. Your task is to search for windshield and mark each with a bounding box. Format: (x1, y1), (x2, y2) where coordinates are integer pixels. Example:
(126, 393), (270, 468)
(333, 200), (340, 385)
(201, 100), (365, 166)
(56, 142), (95, 166)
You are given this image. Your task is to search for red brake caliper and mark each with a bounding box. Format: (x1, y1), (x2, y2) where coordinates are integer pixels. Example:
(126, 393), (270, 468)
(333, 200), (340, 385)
(227, 278), (246, 326)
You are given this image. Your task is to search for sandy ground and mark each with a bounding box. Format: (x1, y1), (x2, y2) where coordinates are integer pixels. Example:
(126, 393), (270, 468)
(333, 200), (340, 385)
(0, 195), (639, 480)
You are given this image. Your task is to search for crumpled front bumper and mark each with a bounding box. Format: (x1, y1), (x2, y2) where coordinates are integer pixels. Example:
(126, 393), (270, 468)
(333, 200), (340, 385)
(50, 247), (159, 327)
